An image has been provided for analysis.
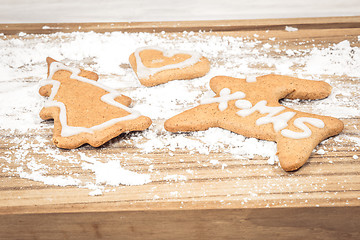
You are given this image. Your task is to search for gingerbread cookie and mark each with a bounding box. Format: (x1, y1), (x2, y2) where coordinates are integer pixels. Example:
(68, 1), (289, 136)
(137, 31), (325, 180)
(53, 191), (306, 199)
(39, 57), (152, 149)
(164, 74), (344, 171)
(129, 46), (210, 87)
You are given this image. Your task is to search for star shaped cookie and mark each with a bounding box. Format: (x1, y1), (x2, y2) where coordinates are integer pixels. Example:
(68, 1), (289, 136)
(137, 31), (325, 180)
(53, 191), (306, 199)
(164, 75), (344, 171)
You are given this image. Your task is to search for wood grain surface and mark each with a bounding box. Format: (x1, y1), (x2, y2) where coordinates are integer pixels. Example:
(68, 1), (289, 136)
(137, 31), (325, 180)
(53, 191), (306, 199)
(1, 16), (360, 35)
(0, 16), (360, 239)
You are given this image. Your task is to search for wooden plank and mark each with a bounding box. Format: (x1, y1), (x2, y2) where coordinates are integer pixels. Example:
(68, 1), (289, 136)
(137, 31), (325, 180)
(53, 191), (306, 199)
(0, 207), (359, 240)
(0, 17), (360, 239)
(0, 16), (360, 35)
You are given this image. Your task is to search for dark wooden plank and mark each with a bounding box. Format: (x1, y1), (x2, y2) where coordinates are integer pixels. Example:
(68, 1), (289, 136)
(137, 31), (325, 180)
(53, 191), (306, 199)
(0, 207), (359, 240)
(0, 16), (360, 35)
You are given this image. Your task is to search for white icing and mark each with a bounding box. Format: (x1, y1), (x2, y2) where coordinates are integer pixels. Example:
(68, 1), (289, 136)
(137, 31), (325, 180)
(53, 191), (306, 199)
(246, 76), (257, 82)
(133, 46), (202, 79)
(202, 87), (326, 139)
(281, 117), (325, 139)
(151, 59), (165, 64)
(257, 111), (296, 132)
(201, 88), (245, 111)
(40, 62), (141, 137)
(235, 99), (252, 109)
(237, 100), (296, 132)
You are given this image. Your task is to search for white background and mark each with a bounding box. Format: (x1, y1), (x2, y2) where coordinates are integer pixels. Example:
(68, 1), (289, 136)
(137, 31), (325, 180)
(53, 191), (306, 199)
(0, 0), (359, 23)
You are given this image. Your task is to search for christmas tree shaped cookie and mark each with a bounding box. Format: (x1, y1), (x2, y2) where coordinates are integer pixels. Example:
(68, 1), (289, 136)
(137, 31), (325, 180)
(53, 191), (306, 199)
(39, 57), (152, 149)
(164, 75), (344, 171)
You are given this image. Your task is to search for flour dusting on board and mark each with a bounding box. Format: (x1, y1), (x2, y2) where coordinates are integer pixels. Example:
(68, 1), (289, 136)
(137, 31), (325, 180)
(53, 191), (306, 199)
(0, 31), (359, 196)
(79, 152), (151, 186)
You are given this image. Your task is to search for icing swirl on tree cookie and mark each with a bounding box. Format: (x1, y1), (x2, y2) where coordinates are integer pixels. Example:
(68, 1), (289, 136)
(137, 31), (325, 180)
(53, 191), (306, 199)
(40, 62), (141, 137)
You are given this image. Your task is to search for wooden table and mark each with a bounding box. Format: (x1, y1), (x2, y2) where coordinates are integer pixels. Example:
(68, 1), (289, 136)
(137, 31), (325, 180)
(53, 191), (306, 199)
(0, 17), (360, 239)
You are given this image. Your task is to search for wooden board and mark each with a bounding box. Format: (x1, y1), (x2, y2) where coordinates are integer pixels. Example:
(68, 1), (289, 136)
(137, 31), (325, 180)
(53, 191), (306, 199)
(0, 16), (360, 239)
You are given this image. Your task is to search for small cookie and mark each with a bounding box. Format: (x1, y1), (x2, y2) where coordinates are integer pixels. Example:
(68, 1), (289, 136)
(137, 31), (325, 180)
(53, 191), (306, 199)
(129, 46), (210, 87)
(164, 74), (344, 171)
(39, 57), (152, 149)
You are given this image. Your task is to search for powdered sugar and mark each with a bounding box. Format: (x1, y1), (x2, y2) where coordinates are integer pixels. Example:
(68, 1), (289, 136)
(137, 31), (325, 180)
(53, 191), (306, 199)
(0, 30), (359, 195)
(19, 169), (82, 187)
(304, 40), (360, 77)
(79, 152), (151, 186)
(164, 174), (187, 182)
(285, 26), (298, 32)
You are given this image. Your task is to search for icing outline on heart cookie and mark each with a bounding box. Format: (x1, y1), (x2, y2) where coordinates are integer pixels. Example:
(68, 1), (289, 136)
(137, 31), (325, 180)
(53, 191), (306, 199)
(134, 46), (202, 79)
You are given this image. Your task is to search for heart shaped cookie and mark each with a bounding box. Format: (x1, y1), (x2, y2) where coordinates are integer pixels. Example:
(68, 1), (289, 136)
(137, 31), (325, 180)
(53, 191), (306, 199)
(129, 46), (210, 87)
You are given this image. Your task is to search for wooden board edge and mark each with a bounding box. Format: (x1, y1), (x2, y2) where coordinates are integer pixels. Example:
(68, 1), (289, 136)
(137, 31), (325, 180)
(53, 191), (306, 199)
(1, 16), (360, 35)
(0, 206), (359, 239)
